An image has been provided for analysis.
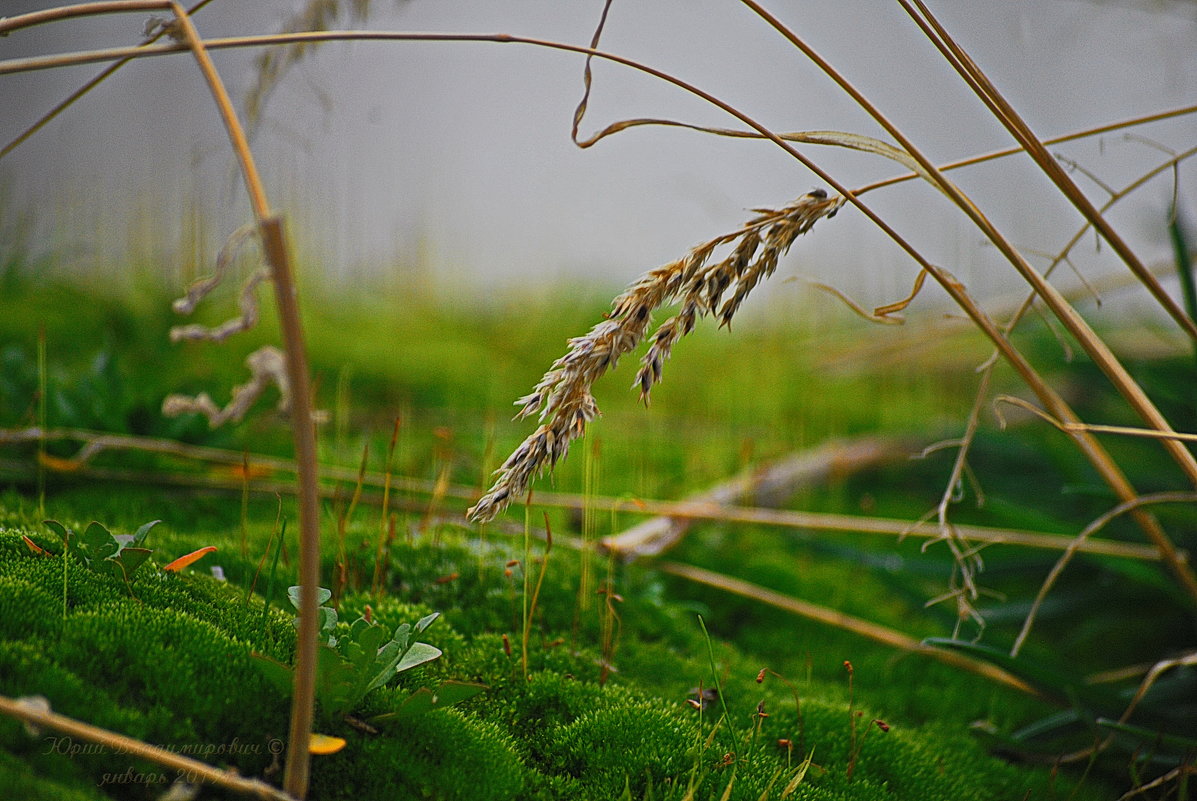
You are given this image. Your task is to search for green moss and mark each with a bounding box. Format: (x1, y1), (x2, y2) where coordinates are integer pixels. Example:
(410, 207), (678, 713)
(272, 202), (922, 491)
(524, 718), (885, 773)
(0, 749), (108, 801)
(548, 703), (698, 798)
(309, 708), (525, 801)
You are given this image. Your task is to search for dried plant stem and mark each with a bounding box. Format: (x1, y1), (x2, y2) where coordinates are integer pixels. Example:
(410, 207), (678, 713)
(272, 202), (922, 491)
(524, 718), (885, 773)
(0, 694), (297, 801)
(1011, 493), (1197, 657)
(0, 1), (173, 30)
(854, 102), (1197, 196)
(740, 1), (1197, 483)
(0, 0), (217, 160)
(897, 0), (1197, 342)
(258, 219), (320, 799)
(663, 564), (1041, 699)
(918, 147), (1197, 618)
(737, 1), (1197, 605)
(155, 7), (320, 796)
(996, 396), (1197, 444)
(7, 433), (1173, 563)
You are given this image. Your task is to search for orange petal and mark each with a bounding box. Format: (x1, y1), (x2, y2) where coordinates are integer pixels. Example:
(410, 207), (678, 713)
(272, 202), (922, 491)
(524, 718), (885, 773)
(22, 536), (52, 557)
(308, 734), (347, 755)
(162, 546), (218, 572)
(38, 453), (83, 472)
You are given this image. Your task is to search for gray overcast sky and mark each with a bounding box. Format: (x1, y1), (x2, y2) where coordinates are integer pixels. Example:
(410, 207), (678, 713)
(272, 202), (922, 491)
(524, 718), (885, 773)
(2, 1), (1195, 310)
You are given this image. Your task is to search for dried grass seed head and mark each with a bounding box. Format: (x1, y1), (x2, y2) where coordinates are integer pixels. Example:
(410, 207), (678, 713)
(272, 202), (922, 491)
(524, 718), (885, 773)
(467, 189), (843, 523)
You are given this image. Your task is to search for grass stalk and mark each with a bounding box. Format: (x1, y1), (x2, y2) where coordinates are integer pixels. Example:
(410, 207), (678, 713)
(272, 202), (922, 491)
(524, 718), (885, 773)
(1011, 492), (1197, 657)
(333, 443), (369, 605)
(854, 102), (1197, 195)
(521, 501), (532, 680)
(1170, 214), (1197, 381)
(261, 518), (288, 633)
(240, 450), (251, 558)
(372, 416), (401, 596)
(36, 324), (46, 520)
(697, 615), (742, 756)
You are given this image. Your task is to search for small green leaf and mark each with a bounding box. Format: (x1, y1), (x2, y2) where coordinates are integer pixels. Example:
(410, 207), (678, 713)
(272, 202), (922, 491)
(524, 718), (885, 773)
(131, 519), (162, 548)
(415, 612), (440, 633)
(391, 622), (412, 652)
(316, 607), (339, 642)
(80, 521), (118, 563)
(92, 559), (125, 582)
(43, 520), (72, 546)
(368, 681), (488, 726)
(115, 546), (153, 577)
(394, 642), (442, 674)
(251, 652), (294, 695)
(287, 586), (333, 610)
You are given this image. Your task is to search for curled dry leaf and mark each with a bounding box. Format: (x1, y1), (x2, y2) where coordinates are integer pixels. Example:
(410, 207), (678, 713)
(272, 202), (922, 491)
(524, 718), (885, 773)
(162, 346), (290, 427)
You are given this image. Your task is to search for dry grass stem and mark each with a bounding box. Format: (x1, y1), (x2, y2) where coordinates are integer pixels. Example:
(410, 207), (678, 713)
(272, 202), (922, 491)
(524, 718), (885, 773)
(1012, 492), (1197, 657)
(466, 190), (844, 523)
(602, 438), (908, 558)
(7, 428), (1172, 562)
(897, 0), (1197, 342)
(996, 395), (1197, 444)
(739, 0), (1197, 604)
(657, 562), (1042, 699)
(0, 1), (216, 160)
(854, 102), (1197, 195)
(0, 694), (297, 801)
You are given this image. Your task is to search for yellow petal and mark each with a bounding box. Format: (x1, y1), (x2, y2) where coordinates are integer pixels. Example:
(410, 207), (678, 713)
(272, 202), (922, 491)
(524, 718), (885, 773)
(308, 734), (347, 755)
